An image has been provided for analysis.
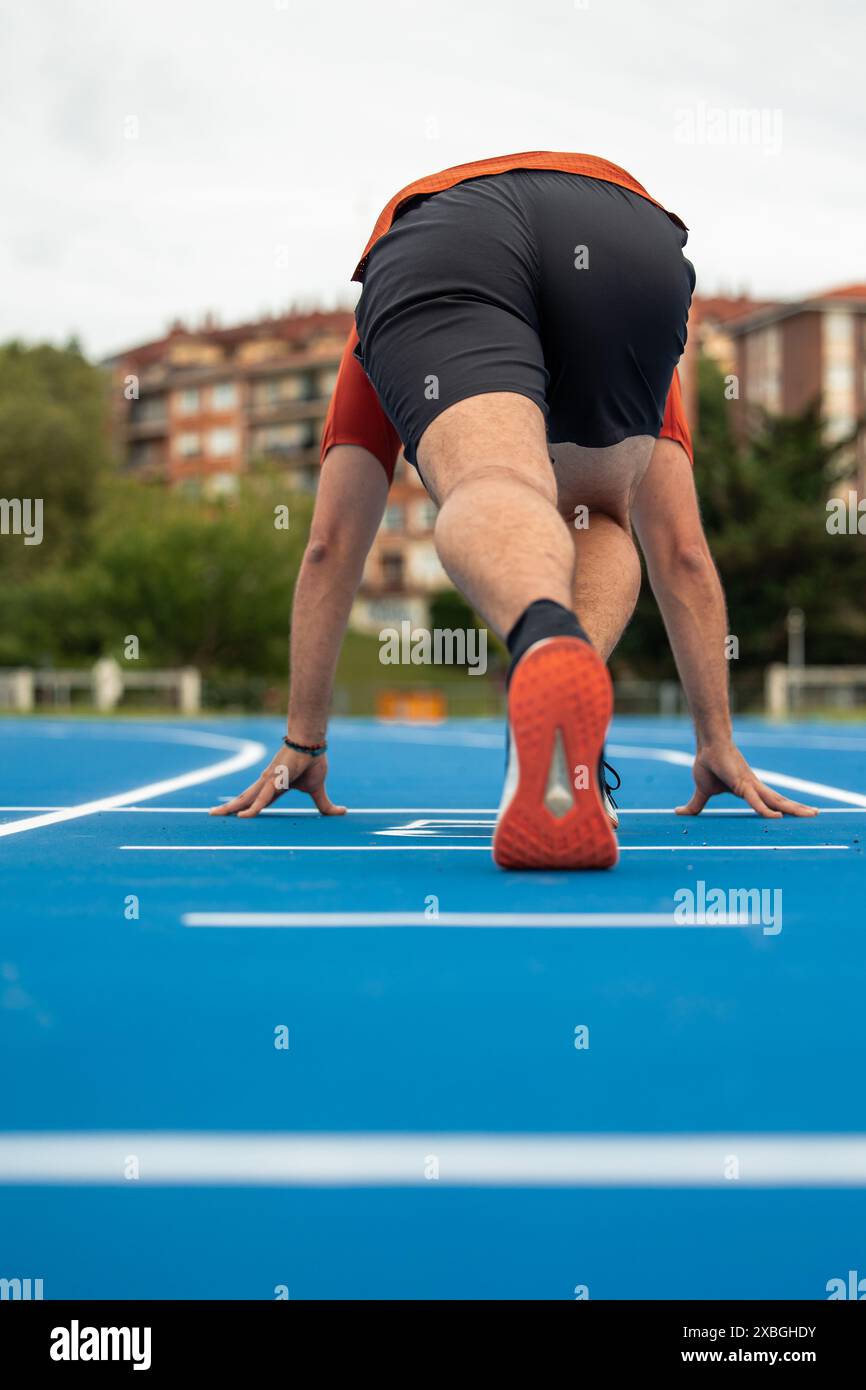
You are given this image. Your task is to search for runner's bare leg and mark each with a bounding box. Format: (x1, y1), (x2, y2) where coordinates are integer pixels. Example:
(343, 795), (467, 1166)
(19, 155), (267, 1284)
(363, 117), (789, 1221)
(418, 393), (574, 637)
(552, 437), (655, 659)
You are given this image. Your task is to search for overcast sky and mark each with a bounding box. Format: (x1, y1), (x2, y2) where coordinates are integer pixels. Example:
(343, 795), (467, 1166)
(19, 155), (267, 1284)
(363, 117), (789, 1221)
(2, 0), (864, 358)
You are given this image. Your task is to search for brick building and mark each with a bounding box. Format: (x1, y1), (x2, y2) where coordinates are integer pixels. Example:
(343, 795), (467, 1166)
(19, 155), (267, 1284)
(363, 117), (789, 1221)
(105, 309), (351, 495)
(105, 308), (447, 626)
(726, 285), (866, 475)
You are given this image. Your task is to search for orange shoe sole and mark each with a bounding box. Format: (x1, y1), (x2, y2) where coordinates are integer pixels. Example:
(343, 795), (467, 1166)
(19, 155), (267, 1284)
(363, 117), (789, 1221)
(492, 637), (618, 870)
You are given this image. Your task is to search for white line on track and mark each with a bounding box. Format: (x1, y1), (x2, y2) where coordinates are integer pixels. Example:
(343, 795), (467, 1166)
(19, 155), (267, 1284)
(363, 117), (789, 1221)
(0, 731), (267, 840)
(182, 911), (757, 928)
(4, 735), (864, 842)
(1, 804), (863, 815)
(1, 1132), (864, 1187)
(0, 805), (502, 815)
(122, 843), (850, 852)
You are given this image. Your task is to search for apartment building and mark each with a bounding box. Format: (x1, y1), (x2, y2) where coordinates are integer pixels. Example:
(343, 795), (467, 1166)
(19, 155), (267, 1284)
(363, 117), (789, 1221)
(727, 285), (866, 471)
(351, 456), (444, 632)
(106, 308), (352, 495)
(688, 294), (778, 379)
(106, 308), (448, 625)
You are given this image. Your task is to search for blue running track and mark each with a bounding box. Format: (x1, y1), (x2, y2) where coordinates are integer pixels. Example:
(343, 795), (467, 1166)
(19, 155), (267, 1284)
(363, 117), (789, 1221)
(1, 715), (864, 1299)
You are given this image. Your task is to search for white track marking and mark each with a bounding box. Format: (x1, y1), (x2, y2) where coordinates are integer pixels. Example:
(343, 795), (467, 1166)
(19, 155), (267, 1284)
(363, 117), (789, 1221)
(1, 1132), (864, 1187)
(123, 843), (849, 853)
(4, 734), (864, 842)
(0, 731), (267, 840)
(0, 805), (500, 814)
(1, 804), (863, 814)
(182, 911), (757, 928)
(620, 807), (862, 814)
(123, 844), (488, 851)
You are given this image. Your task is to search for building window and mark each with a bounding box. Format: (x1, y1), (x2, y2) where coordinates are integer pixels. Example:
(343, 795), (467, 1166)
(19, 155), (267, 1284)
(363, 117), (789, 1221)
(130, 396), (167, 425)
(211, 381), (237, 410)
(209, 427), (238, 457)
(824, 311), (855, 349)
(383, 504), (405, 532)
(744, 326), (781, 412)
(252, 421), (314, 455)
(823, 314), (856, 428)
(316, 367), (339, 398)
(825, 365), (854, 393)
(128, 440), (165, 472)
(413, 500), (437, 531)
(178, 388), (200, 414)
(204, 472), (240, 500)
(177, 431), (202, 457)
(381, 552), (404, 589)
(408, 541), (447, 587)
(826, 414), (856, 443)
(253, 374), (308, 407)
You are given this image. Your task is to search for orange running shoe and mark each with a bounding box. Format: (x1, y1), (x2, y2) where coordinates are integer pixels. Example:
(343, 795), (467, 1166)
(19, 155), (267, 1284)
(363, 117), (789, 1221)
(492, 636), (619, 870)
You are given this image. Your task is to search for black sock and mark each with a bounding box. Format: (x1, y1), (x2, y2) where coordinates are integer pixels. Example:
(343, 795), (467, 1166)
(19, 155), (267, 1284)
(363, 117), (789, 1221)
(506, 599), (591, 684)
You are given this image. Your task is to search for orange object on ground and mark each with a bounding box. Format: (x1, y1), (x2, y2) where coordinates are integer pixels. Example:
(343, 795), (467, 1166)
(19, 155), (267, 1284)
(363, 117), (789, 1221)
(376, 689), (447, 722)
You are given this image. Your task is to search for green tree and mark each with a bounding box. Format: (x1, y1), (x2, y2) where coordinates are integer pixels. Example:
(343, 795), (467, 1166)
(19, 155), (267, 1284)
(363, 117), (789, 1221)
(0, 342), (111, 578)
(0, 478), (311, 676)
(616, 355), (866, 683)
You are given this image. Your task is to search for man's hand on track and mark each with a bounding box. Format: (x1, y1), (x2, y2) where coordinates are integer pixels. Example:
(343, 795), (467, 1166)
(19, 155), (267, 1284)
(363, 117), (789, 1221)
(210, 747), (346, 818)
(676, 742), (818, 818)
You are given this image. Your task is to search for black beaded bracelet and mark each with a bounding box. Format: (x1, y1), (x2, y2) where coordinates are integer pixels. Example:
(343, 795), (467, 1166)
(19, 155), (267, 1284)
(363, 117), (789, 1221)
(283, 735), (327, 757)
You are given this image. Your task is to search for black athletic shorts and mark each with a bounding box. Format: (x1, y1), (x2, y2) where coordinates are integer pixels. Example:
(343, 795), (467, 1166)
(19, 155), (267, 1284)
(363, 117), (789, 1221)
(353, 168), (695, 468)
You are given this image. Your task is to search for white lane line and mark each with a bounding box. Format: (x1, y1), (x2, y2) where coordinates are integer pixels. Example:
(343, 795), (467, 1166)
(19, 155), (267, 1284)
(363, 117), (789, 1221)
(5, 805), (414, 813)
(7, 737), (863, 842)
(182, 911), (756, 929)
(123, 844), (487, 851)
(1, 804), (863, 815)
(122, 843), (850, 853)
(0, 731), (267, 840)
(1, 1132), (864, 1187)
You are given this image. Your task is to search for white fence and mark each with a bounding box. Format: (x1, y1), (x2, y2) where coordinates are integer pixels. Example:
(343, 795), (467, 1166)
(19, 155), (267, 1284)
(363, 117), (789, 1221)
(0, 658), (201, 714)
(765, 664), (866, 718)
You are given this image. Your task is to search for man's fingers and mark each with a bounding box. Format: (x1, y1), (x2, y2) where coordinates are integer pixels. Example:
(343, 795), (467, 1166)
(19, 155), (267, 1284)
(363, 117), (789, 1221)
(210, 777), (264, 815)
(675, 787), (709, 816)
(741, 782), (782, 818)
(756, 783), (818, 817)
(309, 783), (347, 816)
(237, 778), (279, 818)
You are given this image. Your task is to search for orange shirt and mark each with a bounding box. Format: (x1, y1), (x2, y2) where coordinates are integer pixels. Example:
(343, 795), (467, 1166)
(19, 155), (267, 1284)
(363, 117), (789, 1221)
(323, 152), (692, 477)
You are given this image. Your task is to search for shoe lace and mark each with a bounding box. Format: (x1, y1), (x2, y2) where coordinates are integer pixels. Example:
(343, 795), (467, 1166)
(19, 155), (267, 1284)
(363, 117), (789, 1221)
(600, 758), (621, 806)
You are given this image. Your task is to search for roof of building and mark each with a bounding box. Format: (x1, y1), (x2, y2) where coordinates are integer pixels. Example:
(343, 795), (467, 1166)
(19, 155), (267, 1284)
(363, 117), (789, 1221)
(812, 283), (866, 301)
(692, 294), (779, 325)
(725, 284), (866, 336)
(106, 308), (355, 368)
